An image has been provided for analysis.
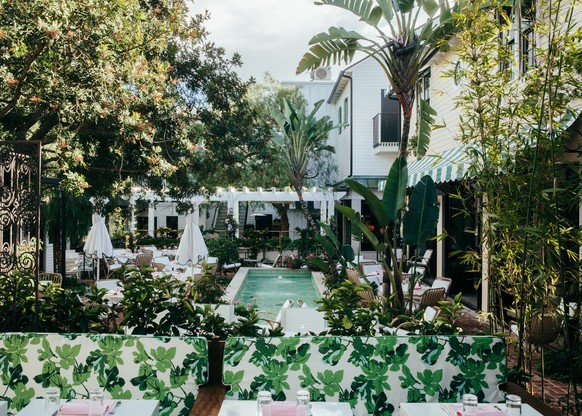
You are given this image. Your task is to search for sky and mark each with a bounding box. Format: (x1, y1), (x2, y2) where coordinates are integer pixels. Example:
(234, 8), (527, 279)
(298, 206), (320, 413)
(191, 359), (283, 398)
(191, 0), (359, 83)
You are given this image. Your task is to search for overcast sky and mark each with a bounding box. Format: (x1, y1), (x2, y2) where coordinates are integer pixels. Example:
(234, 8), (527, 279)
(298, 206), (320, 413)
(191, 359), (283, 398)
(191, 0), (359, 83)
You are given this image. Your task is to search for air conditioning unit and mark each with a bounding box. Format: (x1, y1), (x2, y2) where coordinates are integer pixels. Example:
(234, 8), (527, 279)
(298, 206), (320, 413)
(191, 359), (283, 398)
(310, 66), (332, 81)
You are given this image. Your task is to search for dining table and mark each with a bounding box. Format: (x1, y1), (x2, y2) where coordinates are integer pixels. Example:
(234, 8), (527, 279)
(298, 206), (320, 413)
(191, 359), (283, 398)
(218, 400), (352, 415)
(16, 399), (159, 416)
(400, 402), (544, 416)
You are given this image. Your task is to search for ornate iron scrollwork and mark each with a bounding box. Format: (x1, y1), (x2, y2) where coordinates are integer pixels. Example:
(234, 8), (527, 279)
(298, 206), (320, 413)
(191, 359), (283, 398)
(0, 141), (41, 330)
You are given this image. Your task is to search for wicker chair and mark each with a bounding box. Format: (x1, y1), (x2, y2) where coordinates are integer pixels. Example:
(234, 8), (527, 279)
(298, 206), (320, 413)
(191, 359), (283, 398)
(152, 262), (165, 272)
(346, 269), (375, 307)
(134, 253), (153, 268)
(412, 287), (445, 311)
(431, 277), (452, 298)
(39, 272), (63, 288)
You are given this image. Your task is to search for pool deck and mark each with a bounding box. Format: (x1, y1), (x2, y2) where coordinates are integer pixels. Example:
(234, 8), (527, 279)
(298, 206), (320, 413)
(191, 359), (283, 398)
(223, 267), (326, 305)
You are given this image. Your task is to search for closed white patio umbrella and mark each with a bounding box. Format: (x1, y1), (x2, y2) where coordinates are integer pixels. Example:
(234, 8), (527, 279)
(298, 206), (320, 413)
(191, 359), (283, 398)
(83, 199), (113, 281)
(175, 200), (208, 267)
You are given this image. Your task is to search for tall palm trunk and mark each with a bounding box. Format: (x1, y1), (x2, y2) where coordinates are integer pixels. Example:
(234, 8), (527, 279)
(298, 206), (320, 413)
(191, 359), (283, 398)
(397, 89), (415, 159)
(294, 182), (318, 232)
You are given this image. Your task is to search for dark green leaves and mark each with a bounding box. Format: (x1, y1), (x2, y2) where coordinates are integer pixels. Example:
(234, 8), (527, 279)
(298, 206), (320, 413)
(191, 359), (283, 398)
(403, 175), (439, 246)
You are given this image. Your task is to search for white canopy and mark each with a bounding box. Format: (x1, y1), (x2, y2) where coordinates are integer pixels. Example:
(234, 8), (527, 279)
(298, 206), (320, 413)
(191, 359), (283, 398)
(83, 212), (113, 281)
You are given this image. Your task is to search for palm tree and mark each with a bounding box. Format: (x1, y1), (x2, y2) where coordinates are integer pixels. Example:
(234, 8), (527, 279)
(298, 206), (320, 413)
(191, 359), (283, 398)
(297, 0), (460, 158)
(270, 99), (337, 231)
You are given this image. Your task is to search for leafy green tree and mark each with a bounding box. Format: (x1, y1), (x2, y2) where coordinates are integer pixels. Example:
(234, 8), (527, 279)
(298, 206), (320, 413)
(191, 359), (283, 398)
(270, 99), (337, 230)
(0, 0), (194, 192)
(0, 1), (271, 199)
(297, 0), (459, 158)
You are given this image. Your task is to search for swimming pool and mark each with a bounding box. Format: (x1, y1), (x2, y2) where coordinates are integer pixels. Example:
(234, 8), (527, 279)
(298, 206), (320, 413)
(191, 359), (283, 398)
(225, 268), (323, 315)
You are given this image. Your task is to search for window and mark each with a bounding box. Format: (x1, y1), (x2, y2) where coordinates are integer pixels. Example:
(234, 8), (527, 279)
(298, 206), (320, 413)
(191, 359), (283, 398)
(520, 0), (536, 73)
(373, 89), (401, 146)
(499, 2), (536, 76)
(453, 60), (463, 86)
(343, 97), (349, 128)
(338, 107), (342, 133)
(166, 216), (178, 231)
(418, 69), (431, 104)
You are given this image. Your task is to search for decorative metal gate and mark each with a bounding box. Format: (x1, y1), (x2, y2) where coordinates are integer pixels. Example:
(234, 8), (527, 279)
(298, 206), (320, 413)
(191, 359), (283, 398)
(0, 140), (41, 331)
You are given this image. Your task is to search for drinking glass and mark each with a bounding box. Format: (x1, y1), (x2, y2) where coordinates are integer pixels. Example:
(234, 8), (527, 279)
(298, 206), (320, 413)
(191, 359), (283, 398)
(45, 387), (60, 415)
(89, 387), (104, 416)
(296, 389), (312, 416)
(506, 394), (522, 416)
(462, 393), (479, 415)
(256, 390), (272, 416)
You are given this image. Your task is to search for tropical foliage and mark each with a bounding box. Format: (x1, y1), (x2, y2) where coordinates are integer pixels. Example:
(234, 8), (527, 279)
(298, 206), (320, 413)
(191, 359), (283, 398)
(450, 0), (581, 402)
(223, 335), (506, 415)
(0, 0), (271, 198)
(297, 0), (459, 158)
(0, 332), (208, 416)
(336, 159), (439, 311)
(270, 99), (337, 230)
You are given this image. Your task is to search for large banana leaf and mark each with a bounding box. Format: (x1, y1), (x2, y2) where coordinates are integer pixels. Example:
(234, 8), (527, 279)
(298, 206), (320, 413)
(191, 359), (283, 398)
(402, 175), (439, 246)
(416, 99), (437, 159)
(344, 179), (391, 227)
(315, 0), (384, 26)
(383, 156), (408, 223)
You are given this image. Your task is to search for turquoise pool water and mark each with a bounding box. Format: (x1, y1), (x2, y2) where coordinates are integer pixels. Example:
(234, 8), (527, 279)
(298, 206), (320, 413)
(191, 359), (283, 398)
(234, 269), (320, 315)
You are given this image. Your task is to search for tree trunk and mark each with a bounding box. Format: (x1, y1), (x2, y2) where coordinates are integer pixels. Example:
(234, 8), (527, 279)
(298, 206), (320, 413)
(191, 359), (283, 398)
(294, 183), (317, 232)
(397, 90), (415, 159)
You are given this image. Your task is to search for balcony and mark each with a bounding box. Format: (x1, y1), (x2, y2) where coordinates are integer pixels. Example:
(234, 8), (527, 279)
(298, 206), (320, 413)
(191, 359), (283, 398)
(372, 113), (400, 154)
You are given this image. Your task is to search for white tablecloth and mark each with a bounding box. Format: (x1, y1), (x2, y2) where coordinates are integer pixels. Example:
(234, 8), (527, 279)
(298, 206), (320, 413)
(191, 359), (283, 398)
(218, 400), (352, 416)
(16, 399), (159, 416)
(400, 402), (543, 416)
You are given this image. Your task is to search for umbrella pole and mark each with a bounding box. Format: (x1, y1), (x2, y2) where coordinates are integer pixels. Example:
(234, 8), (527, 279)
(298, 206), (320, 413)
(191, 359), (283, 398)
(96, 257), (100, 281)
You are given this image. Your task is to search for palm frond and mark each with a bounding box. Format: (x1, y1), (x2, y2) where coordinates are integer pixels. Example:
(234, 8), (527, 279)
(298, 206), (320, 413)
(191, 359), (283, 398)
(416, 99), (436, 159)
(297, 28), (365, 74)
(315, 0), (384, 26)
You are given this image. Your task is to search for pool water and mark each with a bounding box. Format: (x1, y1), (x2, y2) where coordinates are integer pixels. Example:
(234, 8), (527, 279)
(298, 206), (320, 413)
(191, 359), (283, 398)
(234, 269), (320, 315)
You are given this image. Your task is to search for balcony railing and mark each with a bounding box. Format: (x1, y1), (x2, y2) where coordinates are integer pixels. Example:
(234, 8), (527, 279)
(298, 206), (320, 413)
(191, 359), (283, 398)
(373, 112), (400, 149)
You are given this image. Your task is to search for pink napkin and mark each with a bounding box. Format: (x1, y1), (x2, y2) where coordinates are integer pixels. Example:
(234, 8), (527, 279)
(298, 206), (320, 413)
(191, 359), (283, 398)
(267, 402), (306, 416)
(448, 404), (504, 416)
(59, 399), (117, 415)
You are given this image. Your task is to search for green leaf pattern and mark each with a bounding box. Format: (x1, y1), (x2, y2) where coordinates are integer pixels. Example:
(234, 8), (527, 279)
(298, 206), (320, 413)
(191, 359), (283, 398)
(223, 336), (506, 416)
(0, 333), (208, 416)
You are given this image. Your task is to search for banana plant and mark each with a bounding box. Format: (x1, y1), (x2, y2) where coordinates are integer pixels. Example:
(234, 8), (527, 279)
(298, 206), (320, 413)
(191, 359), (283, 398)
(297, 0), (461, 159)
(312, 222), (355, 291)
(336, 156), (438, 311)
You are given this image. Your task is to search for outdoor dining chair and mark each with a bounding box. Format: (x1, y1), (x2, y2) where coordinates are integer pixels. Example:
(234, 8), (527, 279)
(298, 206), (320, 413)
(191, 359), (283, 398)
(346, 269), (375, 307)
(431, 276), (452, 298)
(412, 287), (445, 311)
(384, 306), (441, 335)
(134, 253), (153, 268)
(408, 249), (433, 276)
(39, 272), (63, 288)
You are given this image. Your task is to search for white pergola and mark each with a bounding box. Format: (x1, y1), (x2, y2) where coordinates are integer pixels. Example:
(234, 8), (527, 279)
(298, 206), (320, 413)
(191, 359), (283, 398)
(130, 187), (346, 237)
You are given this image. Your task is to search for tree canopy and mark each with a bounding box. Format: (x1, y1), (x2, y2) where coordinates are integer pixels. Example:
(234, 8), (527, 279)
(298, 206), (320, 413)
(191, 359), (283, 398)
(0, 0), (271, 198)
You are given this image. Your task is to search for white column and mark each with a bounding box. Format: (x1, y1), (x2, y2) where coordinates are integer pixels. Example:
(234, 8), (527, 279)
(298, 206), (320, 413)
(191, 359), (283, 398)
(320, 194), (327, 234)
(351, 198), (362, 251)
(147, 201), (155, 237)
(232, 200), (240, 238)
(226, 191), (240, 238)
(436, 194), (444, 278)
(129, 195), (136, 236)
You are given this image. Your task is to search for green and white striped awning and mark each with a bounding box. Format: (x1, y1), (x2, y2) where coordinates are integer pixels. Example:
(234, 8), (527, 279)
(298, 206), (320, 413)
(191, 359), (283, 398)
(377, 146), (472, 191)
(407, 145), (472, 187)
